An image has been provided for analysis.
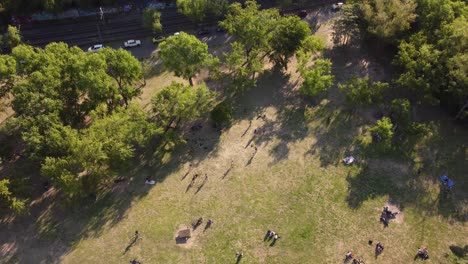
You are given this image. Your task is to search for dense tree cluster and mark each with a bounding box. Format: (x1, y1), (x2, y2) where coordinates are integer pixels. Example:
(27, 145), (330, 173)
(334, 0), (468, 119)
(219, 0), (328, 93)
(0, 40), (218, 209)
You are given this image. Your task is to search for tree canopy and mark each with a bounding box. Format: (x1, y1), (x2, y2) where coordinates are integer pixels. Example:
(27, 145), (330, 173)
(159, 32), (216, 86)
(0, 25), (22, 49)
(142, 7), (162, 34)
(361, 0), (417, 42)
(176, 0), (228, 23)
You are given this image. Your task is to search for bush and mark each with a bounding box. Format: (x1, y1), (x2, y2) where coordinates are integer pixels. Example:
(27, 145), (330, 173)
(390, 98), (411, 131)
(369, 117), (394, 152)
(211, 101), (233, 126)
(338, 75), (389, 107)
(299, 59), (334, 97)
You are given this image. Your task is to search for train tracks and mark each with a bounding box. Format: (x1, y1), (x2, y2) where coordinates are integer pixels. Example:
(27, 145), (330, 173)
(20, 0), (338, 49)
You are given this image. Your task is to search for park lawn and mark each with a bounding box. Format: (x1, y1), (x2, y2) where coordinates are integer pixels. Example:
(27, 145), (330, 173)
(58, 70), (467, 263)
(2, 21), (466, 264)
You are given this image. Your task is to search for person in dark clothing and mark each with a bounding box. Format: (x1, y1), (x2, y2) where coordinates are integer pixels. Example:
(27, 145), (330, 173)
(375, 242), (384, 255)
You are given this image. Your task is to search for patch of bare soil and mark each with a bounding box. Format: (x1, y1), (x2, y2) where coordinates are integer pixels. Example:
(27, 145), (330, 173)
(384, 203), (404, 224)
(175, 225), (198, 249)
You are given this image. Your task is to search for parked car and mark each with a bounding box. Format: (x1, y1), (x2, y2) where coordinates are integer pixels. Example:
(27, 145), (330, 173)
(332, 2), (344, 11)
(152, 35), (166, 44)
(88, 44), (104, 52)
(124, 39), (141, 48)
(297, 10), (307, 19)
(197, 29), (210, 36)
(173, 32), (180, 36)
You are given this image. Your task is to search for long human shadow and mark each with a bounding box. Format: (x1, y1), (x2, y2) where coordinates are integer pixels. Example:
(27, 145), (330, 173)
(229, 69), (311, 165)
(449, 245), (468, 259)
(306, 103), (362, 168)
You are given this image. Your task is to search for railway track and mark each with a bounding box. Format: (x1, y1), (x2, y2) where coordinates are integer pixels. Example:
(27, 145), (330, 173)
(20, 0), (338, 49)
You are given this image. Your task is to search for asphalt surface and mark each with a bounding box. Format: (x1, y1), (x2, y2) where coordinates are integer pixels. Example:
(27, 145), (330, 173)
(19, 0), (338, 58)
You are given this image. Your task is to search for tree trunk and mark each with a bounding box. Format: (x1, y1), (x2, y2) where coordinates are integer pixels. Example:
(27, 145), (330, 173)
(455, 100), (468, 120)
(189, 77), (194, 86)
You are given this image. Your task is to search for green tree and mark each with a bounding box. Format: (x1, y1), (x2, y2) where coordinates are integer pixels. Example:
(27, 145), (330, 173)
(11, 43), (115, 126)
(269, 15), (311, 70)
(369, 117), (394, 151)
(10, 43), (142, 126)
(177, 0), (209, 23)
(361, 0), (417, 42)
(299, 59), (334, 97)
(159, 32), (215, 86)
(296, 36), (326, 71)
(1, 25), (21, 49)
(142, 7), (162, 34)
(220, 1), (278, 55)
(437, 18), (468, 112)
(41, 105), (159, 201)
(211, 101), (233, 127)
(0, 55), (16, 98)
(177, 0), (228, 23)
(152, 82), (216, 133)
(0, 179), (26, 213)
(393, 32), (442, 103)
(417, 0), (467, 33)
(219, 0), (280, 90)
(390, 98), (412, 130)
(332, 3), (362, 45)
(339, 75), (389, 107)
(100, 48), (144, 108)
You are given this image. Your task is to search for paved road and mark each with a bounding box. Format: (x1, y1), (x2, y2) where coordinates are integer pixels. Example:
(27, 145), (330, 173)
(102, 6), (338, 60)
(20, 0), (337, 51)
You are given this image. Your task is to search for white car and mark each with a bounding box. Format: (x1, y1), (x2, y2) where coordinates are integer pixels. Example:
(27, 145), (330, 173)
(124, 39), (141, 48)
(88, 44), (104, 52)
(332, 2), (344, 11)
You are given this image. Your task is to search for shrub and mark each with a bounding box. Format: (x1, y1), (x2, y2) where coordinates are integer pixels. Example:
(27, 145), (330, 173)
(390, 98), (412, 131)
(369, 117), (394, 152)
(339, 75), (389, 107)
(211, 101), (233, 126)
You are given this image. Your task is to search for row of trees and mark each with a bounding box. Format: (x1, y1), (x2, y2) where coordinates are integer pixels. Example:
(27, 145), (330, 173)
(333, 0), (467, 119)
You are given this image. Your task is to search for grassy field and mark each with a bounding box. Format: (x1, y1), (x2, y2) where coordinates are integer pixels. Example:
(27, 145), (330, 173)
(1, 24), (467, 264)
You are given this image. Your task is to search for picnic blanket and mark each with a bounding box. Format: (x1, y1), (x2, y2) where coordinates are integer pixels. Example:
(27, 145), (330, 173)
(439, 175), (455, 187)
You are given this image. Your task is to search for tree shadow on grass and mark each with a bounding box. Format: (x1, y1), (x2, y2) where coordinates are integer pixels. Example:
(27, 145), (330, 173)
(344, 117), (467, 222)
(0, 118), (224, 263)
(306, 103), (363, 168)
(449, 245), (468, 259)
(228, 69), (314, 165)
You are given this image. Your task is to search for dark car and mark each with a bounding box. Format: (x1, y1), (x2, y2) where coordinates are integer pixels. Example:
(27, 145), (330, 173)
(197, 29), (210, 36)
(298, 10), (307, 19)
(152, 35), (166, 44)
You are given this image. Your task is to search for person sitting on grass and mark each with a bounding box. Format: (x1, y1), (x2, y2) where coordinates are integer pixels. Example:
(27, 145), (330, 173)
(375, 242), (384, 255)
(417, 247), (429, 260)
